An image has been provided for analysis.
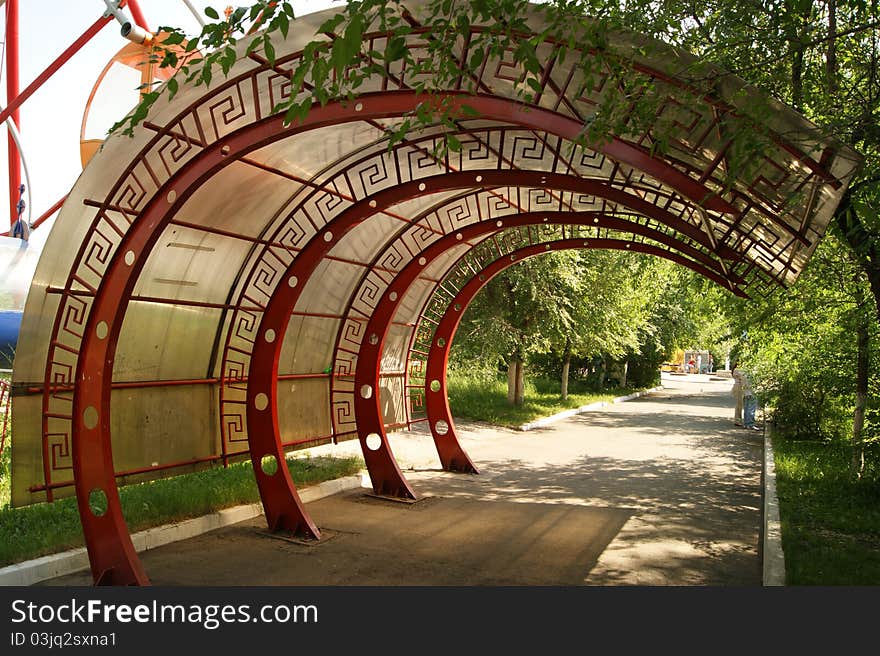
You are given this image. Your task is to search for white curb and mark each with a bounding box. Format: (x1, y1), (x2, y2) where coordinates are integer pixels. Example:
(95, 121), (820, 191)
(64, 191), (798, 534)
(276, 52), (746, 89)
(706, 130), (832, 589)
(762, 431), (786, 586)
(0, 473), (367, 587)
(518, 385), (663, 431)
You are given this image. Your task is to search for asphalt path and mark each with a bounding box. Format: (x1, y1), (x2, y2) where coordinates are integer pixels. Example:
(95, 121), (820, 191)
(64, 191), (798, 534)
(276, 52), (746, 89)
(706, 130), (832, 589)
(42, 372), (763, 586)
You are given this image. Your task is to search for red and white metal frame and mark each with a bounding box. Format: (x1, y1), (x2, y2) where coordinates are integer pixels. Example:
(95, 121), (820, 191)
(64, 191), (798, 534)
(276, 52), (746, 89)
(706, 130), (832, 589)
(3, 0), (148, 230)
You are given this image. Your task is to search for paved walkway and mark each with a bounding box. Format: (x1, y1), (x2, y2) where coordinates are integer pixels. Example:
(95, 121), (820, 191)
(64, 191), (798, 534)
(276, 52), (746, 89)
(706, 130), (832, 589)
(43, 373), (763, 586)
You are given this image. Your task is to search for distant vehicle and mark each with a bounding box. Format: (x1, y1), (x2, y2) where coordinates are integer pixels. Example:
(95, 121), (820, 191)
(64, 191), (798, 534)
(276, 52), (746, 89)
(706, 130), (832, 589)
(660, 362), (679, 372)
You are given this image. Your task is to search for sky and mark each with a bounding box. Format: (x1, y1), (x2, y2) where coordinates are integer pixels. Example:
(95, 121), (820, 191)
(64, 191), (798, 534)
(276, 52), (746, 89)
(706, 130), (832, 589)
(0, 0), (341, 238)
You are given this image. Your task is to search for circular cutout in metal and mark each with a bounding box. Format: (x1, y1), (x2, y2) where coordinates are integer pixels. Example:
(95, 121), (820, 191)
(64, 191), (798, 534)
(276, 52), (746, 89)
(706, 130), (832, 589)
(429, 379), (441, 392)
(360, 384), (373, 399)
(265, 329), (276, 343)
(96, 321), (109, 340)
(434, 420), (449, 436)
(365, 432), (382, 451)
(83, 406), (99, 430)
(255, 393), (269, 411)
(261, 454), (279, 476)
(88, 488), (108, 517)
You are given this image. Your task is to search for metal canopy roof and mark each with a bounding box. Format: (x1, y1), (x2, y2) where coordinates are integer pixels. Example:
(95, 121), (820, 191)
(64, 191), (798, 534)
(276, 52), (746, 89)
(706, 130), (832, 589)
(11, 1), (860, 584)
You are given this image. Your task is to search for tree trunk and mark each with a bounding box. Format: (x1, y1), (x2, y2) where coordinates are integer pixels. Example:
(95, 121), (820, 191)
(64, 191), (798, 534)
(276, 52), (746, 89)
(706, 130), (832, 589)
(826, 0), (838, 95)
(561, 340), (571, 400)
(791, 43), (805, 110)
(507, 355), (525, 406)
(507, 358), (517, 405)
(835, 193), (880, 320)
(853, 291), (869, 477)
(514, 357), (525, 406)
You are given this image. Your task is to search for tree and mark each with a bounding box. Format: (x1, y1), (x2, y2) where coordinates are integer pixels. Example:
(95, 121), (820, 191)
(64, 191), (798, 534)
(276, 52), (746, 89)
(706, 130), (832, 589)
(454, 252), (579, 405)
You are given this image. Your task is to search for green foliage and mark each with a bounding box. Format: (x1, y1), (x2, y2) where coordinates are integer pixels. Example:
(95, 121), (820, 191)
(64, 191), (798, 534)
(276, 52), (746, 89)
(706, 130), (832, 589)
(774, 437), (880, 584)
(728, 235), (876, 441)
(446, 369), (636, 428)
(108, 0), (786, 180)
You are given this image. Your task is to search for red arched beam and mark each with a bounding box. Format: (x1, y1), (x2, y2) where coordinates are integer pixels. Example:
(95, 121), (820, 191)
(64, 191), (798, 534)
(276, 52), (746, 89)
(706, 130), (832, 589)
(68, 91), (751, 585)
(358, 215), (748, 478)
(422, 237), (684, 465)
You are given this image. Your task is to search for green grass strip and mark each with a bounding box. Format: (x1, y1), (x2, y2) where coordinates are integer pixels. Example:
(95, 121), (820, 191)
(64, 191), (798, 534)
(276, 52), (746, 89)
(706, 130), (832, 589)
(447, 374), (640, 428)
(773, 439), (880, 585)
(0, 454), (363, 568)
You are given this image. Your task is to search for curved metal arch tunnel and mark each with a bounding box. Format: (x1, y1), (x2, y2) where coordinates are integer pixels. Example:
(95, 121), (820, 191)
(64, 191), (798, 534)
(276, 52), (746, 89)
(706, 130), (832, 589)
(10, 2), (859, 586)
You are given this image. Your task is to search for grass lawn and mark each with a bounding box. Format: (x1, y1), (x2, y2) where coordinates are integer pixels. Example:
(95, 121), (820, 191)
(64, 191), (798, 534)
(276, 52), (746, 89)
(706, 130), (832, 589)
(0, 453), (363, 568)
(773, 438), (880, 585)
(447, 372), (647, 428)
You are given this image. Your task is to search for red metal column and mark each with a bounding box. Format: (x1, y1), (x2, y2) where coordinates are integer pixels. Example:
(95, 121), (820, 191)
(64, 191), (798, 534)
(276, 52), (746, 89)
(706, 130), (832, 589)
(6, 0), (20, 229)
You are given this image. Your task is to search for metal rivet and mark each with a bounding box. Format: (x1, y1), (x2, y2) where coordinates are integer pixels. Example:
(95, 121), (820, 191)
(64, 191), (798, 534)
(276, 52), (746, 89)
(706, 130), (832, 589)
(166, 190), (177, 203)
(418, 257), (427, 266)
(124, 250), (135, 266)
(369, 199), (377, 208)
(418, 182), (426, 191)
(288, 276), (298, 288)
(265, 329), (276, 343)
(355, 102), (364, 112)
(475, 175), (483, 182)
(360, 384), (373, 399)
(389, 291), (398, 301)
(496, 220), (502, 227)
(221, 145), (231, 156)
(323, 232), (333, 242)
